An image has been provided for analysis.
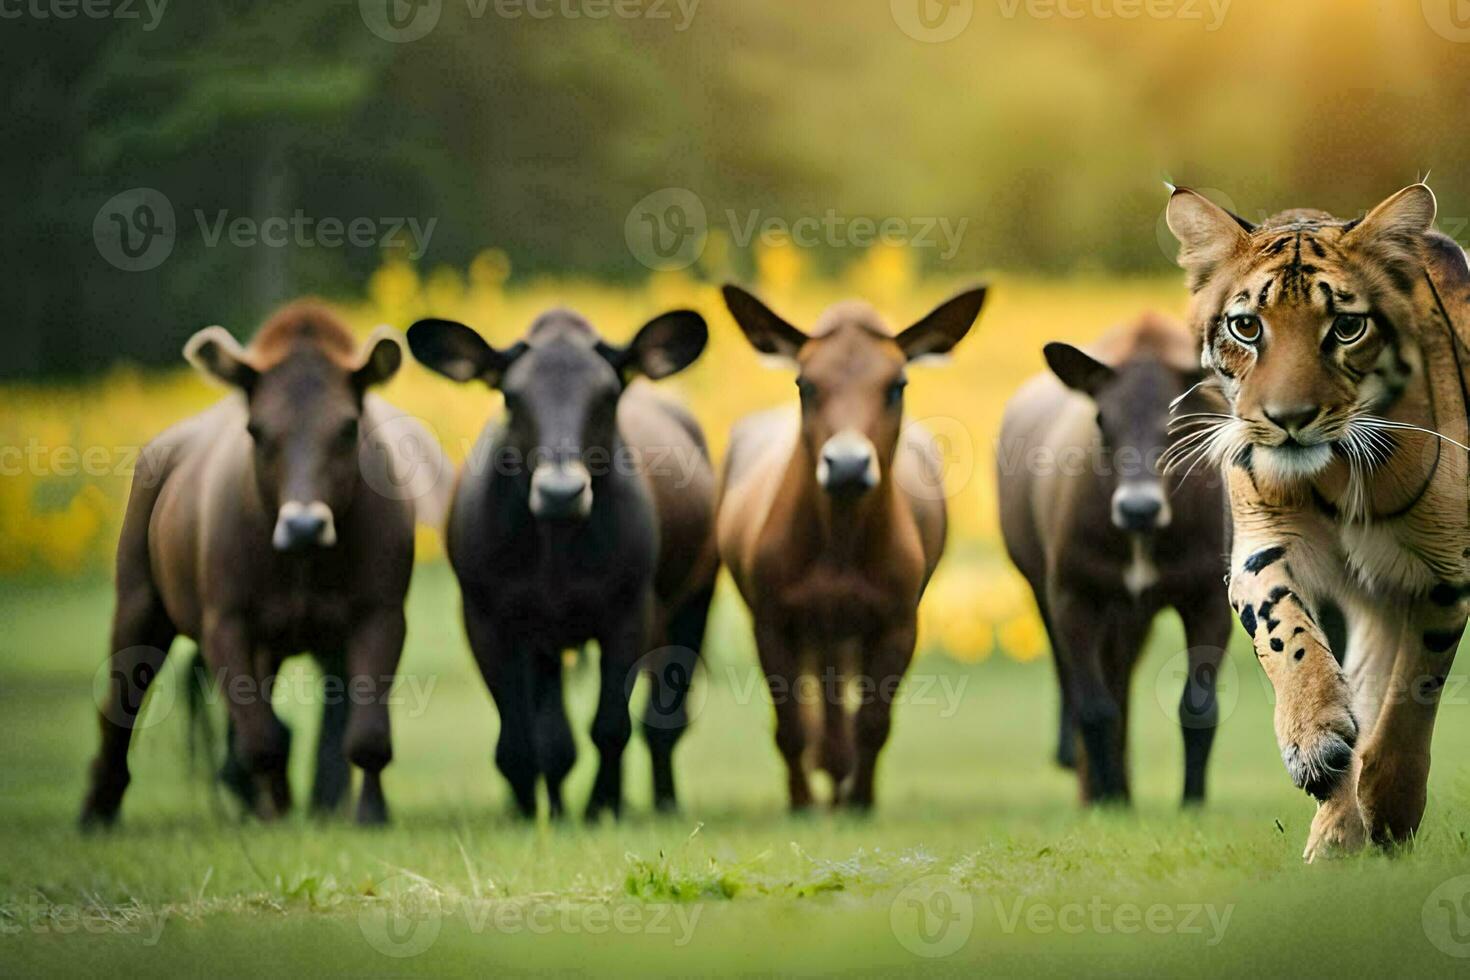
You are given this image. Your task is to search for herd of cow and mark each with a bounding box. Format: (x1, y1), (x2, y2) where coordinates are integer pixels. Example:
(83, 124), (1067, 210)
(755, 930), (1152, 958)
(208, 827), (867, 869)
(76, 277), (1235, 830)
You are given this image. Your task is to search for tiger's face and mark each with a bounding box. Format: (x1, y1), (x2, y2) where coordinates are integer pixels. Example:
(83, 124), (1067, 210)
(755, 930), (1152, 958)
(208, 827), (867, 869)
(1165, 185), (1436, 487)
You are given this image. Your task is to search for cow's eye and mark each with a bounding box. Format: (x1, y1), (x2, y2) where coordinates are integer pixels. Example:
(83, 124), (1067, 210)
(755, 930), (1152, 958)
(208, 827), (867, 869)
(796, 378), (816, 402)
(1226, 314), (1262, 345)
(337, 418), (359, 445)
(1331, 314), (1369, 345)
(886, 378), (907, 408)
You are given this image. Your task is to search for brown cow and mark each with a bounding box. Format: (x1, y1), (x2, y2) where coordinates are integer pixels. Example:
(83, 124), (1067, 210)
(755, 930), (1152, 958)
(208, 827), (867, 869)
(79, 301), (449, 828)
(997, 314), (1232, 805)
(407, 308), (717, 820)
(717, 285), (986, 810)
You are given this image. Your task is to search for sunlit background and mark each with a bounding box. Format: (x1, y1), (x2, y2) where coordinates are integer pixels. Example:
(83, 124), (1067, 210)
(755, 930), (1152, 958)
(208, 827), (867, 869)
(7, 0), (1470, 660)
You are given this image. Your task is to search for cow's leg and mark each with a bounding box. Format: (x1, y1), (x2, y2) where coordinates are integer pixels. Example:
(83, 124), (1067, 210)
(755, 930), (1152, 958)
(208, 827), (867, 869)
(1101, 617), (1138, 803)
(208, 616), (291, 819)
(464, 602), (536, 819)
(310, 652), (351, 816)
(643, 583), (713, 813)
(1177, 594), (1232, 805)
(531, 650), (576, 820)
(848, 617), (917, 811)
(1354, 596), (1465, 848)
(80, 584), (177, 830)
(1051, 591), (1125, 804)
(819, 648), (854, 806)
(587, 604), (650, 821)
(755, 616), (810, 811)
(1038, 602), (1077, 769)
(344, 608), (405, 826)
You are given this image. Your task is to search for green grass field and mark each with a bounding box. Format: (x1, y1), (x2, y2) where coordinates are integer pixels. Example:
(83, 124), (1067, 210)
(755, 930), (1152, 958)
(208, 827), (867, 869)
(3, 562), (1470, 976)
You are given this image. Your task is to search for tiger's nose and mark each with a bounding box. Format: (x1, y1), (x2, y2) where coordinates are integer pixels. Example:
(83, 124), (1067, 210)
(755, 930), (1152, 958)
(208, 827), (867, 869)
(1263, 404), (1321, 435)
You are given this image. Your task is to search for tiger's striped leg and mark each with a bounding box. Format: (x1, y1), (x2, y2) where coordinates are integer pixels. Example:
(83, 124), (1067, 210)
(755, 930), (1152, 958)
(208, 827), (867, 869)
(1355, 595), (1466, 846)
(1228, 540), (1360, 805)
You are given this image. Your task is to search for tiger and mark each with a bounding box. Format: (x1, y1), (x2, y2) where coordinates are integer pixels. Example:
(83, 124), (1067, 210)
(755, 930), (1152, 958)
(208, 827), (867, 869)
(1165, 183), (1470, 861)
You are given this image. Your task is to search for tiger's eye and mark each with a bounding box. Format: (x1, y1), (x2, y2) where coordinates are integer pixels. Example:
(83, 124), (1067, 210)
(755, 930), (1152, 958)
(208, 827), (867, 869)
(1226, 314), (1262, 345)
(1331, 314), (1369, 345)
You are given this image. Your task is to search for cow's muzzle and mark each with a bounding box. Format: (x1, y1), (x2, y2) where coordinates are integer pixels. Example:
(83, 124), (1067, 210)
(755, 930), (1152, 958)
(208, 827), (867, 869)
(817, 429), (880, 496)
(272, 500), (338, 551)
(529, 462), (593, 522)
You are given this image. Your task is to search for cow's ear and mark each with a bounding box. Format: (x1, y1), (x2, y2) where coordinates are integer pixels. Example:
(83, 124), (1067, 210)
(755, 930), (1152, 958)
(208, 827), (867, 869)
(1044, 342), (1114, 395)
(722, 285), (808, 362)
(408, 318), (521, 387)
(184, 325), (258, 390)
(353, 325), (404, 391)
(896, 286), (987, 362)
(601, 310), (707, 381)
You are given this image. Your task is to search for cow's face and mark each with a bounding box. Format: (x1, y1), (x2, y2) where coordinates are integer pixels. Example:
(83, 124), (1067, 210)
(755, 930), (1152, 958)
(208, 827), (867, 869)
(184, 325), (402, 550)
(1044, 344), (1201, 533)
(408, 308), (706, 523)
(721, 285), (986, 499)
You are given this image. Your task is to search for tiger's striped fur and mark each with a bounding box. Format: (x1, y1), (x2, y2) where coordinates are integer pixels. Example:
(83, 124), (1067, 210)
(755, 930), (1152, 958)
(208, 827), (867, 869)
(1166, 183), (1470, 860)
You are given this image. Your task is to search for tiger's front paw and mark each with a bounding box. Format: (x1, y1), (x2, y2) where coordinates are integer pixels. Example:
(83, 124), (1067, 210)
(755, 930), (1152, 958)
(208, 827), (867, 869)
(1254, 604), (1357, 799)
(1302, 787), (1367, 862)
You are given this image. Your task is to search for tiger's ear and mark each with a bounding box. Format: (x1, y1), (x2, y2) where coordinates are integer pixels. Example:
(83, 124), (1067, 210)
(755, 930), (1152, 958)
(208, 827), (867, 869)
(1165, 187), (1252, 290)
(1345, 183), (1436, 266)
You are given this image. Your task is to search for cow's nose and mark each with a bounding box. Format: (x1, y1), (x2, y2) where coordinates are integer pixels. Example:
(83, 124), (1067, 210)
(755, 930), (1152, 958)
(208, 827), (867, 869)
(272, 501), (337, 551)
(1115, 496), (1163, 531)
(529, 464), (592, 521)
(1263, 403), (1321, 435)
(818, 431), (879, 495)
(1111, 483), (1171, 532)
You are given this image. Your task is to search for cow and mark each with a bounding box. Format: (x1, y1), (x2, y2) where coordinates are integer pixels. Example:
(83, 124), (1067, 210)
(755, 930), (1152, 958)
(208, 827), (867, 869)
(715, 285), (987, 810)
(997, 313), (1232, 805)
(406, 307), (717, 820)
(80, 300), (451, 829)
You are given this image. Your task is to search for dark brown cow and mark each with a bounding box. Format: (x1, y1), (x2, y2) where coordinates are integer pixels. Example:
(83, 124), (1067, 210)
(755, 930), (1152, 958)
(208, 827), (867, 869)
(407, 308), (717, 820)
(997, 314), (1232, 805)
(80, 301), (449, 828)
(716, 286), (986, 810)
